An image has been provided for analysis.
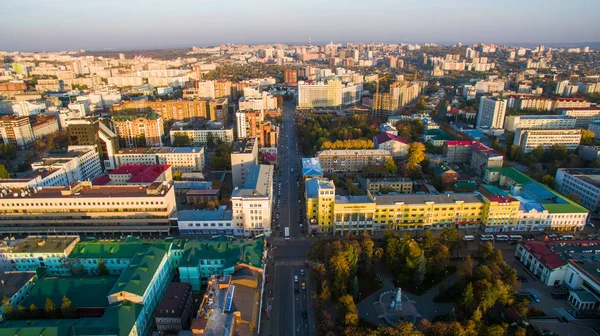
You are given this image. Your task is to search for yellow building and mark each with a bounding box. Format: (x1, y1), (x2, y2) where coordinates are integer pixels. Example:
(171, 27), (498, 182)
(481, 194), (520, 230)
(333, 195), (376, 235)
(305, 178), (336, 232)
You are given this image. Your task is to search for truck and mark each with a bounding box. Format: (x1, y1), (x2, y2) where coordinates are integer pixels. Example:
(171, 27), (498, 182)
(285, 227), (290, 240)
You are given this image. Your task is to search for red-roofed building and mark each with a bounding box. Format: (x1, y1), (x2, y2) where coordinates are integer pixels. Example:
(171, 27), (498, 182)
(93, 164), (173, 186)
(515, 240), (573, 286)
(373, 132), (409, 157)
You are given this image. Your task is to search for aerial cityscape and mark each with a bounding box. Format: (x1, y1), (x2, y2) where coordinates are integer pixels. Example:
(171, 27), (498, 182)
(1, 1), (600, 336)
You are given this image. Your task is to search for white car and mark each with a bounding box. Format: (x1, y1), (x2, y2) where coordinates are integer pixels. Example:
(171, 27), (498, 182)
(294, 275), (298, 282)
(463, 235), (475, 241)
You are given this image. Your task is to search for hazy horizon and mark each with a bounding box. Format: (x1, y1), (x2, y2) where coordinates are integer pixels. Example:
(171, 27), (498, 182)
(2, 0), (599, 52)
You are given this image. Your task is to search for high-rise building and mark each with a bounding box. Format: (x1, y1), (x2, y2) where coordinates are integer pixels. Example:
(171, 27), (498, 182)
(297, 79), (362, 109)
(112, 100), (210, 121)
(214, 80), (231, 99)
(231, 164), (274, 237)
(284, 69), (298, 84)
(0, 116), (35, 148)
(208, 98), (229, 126)
(476, 97), (507, 129)
(67, 117), (119, 170)
(112, 113), (165, 148)
(231, 138), (258, 188)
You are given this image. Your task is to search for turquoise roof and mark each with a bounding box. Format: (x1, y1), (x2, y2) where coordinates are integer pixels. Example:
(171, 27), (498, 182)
(109, 246), (167, 297)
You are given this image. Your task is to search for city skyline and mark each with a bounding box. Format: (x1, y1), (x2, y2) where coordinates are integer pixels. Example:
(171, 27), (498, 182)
(1, 0), (599, 51)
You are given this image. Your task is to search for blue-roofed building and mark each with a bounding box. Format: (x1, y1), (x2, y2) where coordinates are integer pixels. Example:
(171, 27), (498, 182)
(176, 206), (234, 235)
(302, 158), (323, 179)
(305, 178), (335, 232)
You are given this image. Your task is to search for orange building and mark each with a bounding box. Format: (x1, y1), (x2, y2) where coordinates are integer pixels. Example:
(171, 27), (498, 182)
(112, 113), (164, 147)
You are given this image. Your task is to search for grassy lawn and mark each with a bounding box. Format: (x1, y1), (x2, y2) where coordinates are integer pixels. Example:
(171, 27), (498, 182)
(358, 271), (383, 301)
(397, 266), (457, 296)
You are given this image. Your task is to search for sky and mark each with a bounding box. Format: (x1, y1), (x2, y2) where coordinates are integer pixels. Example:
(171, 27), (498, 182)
(1, 0), (599, 51)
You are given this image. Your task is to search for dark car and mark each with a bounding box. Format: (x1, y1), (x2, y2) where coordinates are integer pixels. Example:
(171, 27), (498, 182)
(279, 231), (283, 237)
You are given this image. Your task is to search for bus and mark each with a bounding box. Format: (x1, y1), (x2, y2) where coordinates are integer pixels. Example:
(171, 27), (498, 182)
(285, 227), (290, 240)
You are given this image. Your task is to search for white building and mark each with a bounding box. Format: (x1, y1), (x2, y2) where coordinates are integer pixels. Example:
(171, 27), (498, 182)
(238, 91), (277, 111)
(504, 115), (576, 132)
(176, 207), (234, 235)
(298, 79), (362, 109)
(11, 100), (46, 117)
(513, 129), (581, 153)
(196, 81), (216, 99)
(476, 97), (507, 130)
(231, 138), (258, 188)
(555, 168), (600, 212)
(27, 145), (102, 186)
(232, 165), (274, 237)
(558, 108), (600, 128)
(169, 122), (234, 146)
(114, 147), (205, 173)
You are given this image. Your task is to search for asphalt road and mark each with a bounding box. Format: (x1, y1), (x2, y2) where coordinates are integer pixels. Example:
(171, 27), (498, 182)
(265, 101), (315, 336)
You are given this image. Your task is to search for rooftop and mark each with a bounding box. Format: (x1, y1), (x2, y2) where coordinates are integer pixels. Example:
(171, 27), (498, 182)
(557, 168), (600, 189)
(115, 147), (204, 155)
(11, 236), (79, 254)
(93, 164), (171, 185)
(68, 237), (171, 260)
(302, 158), (323, 177)
(155, 282), (192, 318)
(232, 137), (257, 154)
(0, 272), (36, 300)
(109, 246), (168, 297)
(23, 276), (118, 309)
(179, 236), (264, 270)
(0, 181), (173, 200)
(374, 132), (409, 145)
(373, 193), (483, 206)
(232, 165), (273, 198)
(112, 112), (160, 121)
(335, 195), (374, 204)
(177, 207), (233, 222)
(317, 149), (392, 157)
(515, 115), (573, 120)
(305, 178), (335, 198)
(521, 240), (600, 270)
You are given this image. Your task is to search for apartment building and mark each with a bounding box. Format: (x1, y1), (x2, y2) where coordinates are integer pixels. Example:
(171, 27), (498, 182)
(316, 149), (392, 173)
(93, 164), (173, 186)
(513, 129), (581, 153)
(112, 100), (210, 121)
(588, 121), (600, 139)
(284, 69), (298, 84)
(31, 115), (59, 139)
(470, 143), (504, 176)
(514, 97), (553, 111)
(1, 236), (80, 276)
(170, 120), (234, 146)
(232, 165), (274, 237)
(114, 147), (204, 172)
(297, 79), (362, 109)
(112, 113), (164, 147)
(0, 181), (176, 235)
(0, 115), (34, 147)
(238, 91), (277, 111)
(555, 168), (600, 212)
(67, 117), (119, 170)
(29, 145), (102, 185)
(366, 177), (413, 194)
(444, 141), (473, 163)
(552, 98), (592, 110)
(231, 138), (258, 188)
(34, 79), (62, 92)
(504, 115), (576, 132)
(476, 97), (507, 129)
(208, 98), (229, 126)
(558, 107), (600, 128)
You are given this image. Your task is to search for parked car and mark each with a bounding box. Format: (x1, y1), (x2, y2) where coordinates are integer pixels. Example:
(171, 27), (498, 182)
(531, 293), (540, 302)
(294, 275), (298, 283)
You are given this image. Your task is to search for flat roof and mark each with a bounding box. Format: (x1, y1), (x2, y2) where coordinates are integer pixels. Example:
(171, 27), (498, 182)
(232, 137), (257, 154)
(11, 236), (79, 253)
(155, 282), (192, 318)
(177, 208), (233, 222)
(516, 115), (573, 120)
(1, 183), (172, 199)
(0, 272), (36, 300)
(374, 193), (483, 205)
(115, 147), (203, 155)
(305, 178), (334, 198)
(232, 165), (272, 198)
(335, 195), (373, 204)
(316, 149), (392, 157)
(68, 238), (171, 260)
(302, 158), (323, 177)
(558, 168), (600, 189)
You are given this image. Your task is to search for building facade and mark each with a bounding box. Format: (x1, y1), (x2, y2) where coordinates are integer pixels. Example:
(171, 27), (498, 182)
(232, 165), (274, 237)
(114, 147), (205, 173)
(112, 113), (164, 148)
(231, 138), (259, 188)
(504, 115), (576, 133)
(316, 149), (392, 173)
(476, 97), (507, 129)
(513, 129), (581, 153)
(555, 168), (600, 212)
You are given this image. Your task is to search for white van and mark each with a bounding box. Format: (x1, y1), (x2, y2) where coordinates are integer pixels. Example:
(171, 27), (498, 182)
(480, 234), (494, 241)
(495, 235), (509, 241)
(509, 235), (523, 241)
(463, 235), (475, 241)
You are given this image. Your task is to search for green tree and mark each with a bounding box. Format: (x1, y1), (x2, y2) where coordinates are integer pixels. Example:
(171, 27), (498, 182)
(97, 257), (109, 275)
(461, 282), (475, 312)
(384, 157), (398, 175)
(338, 294), (359, 327)
(421, 229), (436, 256)
(413, 250), (427, 286)
(61, 295), (76, 318)
(439, 228), (463, 257)
(29, 303), (39, 319)
(542, 174), (555, 188)
(428, 244), (451, 274)
(478, 242), (494, 261)
(172, 132), (191, 147)
(329, 254), (351, 298)
(457, 255), (474, 280)
(0, 164), (10, 179)
(360, 233), (375, 272)
(45, 297), (57, 318)
(581, 129), (595, 146)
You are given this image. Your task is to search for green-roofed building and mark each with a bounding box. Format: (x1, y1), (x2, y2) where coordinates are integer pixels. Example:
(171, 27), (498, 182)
(483, 167), (589, 231)
(0, 301), (144, 336)
(179, 236), (265, 290)
(23, 276), (117, 312)
(68, 237), (174, 275)
(424, 129), (453, 147)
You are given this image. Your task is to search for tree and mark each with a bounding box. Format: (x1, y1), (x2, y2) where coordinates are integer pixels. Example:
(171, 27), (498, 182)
(541, 174), (555, 189)
(384, 157), (398, 175)
(408, 142), (426, 166)
(457, 255), (474, 280)
(413, 251), (427, 286)
(172, 132), (191, 147)
(360, 233), (375, 272)
(478, 242), (494, 261)
(439, 228), (463, 257)
(352, 275), (360, 300)
(3, 303), (14, 319)
(45, 297), (57, 318)
(460, 282), (475, 312)
(421, 229), (436, 256)
(566, 193), (580, 203)
(0, 164), (10, 179)
(329, 254), (351, 298)
(29, 303), (40, 318)
(97, 257), (109, 275)
(61, 295), (76, 318)
(338, 295), (359, 327)
(206, 134), (215, 148)
(581, 129), (595, 146)
(428, 244), (451, 274)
